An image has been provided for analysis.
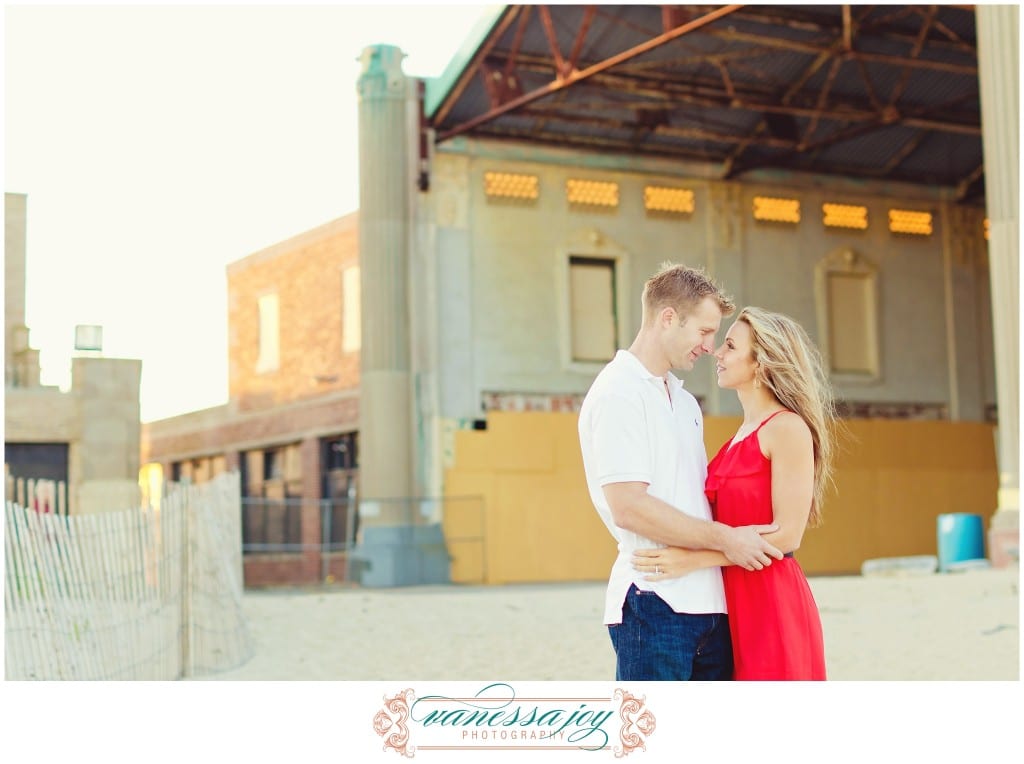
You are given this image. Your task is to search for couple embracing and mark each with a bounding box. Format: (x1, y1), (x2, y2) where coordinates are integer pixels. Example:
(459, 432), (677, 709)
(578, 263), (836, 681)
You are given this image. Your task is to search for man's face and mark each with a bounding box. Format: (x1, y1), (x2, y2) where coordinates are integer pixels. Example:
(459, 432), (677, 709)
(667, 296), (723, 371)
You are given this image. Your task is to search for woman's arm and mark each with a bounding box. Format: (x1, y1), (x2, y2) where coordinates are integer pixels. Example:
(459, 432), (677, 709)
(757, 412), (815, 554)
(632, 546), (731, 581)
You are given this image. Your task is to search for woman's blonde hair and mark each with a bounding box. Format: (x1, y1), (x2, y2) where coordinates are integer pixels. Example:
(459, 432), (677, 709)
(737, 306), (837, 526)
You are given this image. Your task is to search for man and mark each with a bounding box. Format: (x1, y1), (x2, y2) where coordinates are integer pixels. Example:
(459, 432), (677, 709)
(578, 262), (782, 681)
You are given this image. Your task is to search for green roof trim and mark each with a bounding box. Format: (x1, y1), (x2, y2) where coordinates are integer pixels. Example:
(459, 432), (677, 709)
(424, 4), (509, 119)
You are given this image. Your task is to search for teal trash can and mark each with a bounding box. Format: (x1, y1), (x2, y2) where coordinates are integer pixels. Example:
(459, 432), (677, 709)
(936, 513), (986, 572)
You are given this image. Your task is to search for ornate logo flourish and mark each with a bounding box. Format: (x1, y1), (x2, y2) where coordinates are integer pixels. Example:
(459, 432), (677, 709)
(613, 689), (656, 757)
(374, 688), (416, 758)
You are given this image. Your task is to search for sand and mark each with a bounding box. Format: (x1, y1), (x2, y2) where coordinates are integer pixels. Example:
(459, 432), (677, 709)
(198, 566), (1019, 681)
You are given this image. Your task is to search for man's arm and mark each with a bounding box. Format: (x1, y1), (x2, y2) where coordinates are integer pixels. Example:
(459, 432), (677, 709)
(602, 482), (782, 571)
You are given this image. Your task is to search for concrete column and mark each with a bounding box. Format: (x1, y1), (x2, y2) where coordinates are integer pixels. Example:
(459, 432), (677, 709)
(352, 45), (449, 586)
(976, 5), (1019, 566)
(356, 44), (413, 513)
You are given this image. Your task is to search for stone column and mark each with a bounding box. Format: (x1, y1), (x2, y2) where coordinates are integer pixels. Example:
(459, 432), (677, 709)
(353, 45), (449, 586)
(357, 43), (414, 513)
(976, 5), (1019, 566)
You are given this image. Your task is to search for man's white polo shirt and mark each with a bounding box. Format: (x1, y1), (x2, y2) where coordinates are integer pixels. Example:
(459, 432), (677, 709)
(578, 349), (726, 624)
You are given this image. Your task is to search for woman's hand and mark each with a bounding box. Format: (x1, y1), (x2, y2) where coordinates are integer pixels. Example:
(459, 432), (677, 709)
(632, 547), (710, 581)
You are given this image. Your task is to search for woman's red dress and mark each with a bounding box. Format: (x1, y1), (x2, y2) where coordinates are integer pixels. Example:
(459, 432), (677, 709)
(705, 411), (826, 680)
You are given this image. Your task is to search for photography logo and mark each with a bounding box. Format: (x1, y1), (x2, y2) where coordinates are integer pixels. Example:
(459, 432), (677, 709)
(372, 682), (656, 757)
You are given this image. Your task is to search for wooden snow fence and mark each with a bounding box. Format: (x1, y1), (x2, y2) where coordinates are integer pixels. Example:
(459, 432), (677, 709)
(4, 472), (253, 680)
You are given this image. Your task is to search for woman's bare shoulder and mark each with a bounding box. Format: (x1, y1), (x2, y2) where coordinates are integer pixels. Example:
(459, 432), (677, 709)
(759, 411), (811, 456)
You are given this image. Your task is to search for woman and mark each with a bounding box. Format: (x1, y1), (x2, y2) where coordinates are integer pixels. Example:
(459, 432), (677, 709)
(633, 307), (836, 680)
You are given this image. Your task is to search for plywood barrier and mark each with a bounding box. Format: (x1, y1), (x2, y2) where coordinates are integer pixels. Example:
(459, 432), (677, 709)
(444, 412), (997, 582)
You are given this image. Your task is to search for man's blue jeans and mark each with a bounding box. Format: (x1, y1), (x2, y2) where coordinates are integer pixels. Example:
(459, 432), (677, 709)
(608, 584), (733, 681)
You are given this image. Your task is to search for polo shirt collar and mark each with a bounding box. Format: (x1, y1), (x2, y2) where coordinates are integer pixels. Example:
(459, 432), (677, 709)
(614, 349), (686, 388)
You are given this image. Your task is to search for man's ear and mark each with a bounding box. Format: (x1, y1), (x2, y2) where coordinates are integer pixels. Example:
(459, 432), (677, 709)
(660, 306), (677, 328)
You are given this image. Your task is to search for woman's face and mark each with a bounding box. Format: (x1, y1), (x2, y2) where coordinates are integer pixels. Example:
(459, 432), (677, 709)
(713, 319), (759, 390)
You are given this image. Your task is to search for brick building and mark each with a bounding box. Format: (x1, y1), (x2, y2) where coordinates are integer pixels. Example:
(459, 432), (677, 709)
(142, 212), (362, 586)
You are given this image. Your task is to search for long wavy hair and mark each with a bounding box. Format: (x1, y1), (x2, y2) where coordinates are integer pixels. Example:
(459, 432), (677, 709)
(737, 306), (838, 526)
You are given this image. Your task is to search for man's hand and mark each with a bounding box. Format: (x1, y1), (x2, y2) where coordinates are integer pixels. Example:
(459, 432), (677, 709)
(719, 524), (783, 570)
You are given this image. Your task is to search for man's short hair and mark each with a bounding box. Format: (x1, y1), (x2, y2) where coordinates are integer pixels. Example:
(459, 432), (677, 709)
(642, 262), (735, 322)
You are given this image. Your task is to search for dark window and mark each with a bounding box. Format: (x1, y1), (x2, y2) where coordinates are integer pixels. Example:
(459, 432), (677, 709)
(263, 449), (281, 480)
(322, 432), (358, 472)
(4, 443), (69, 484)
(239, 445), (301, 554)
(320, 433), (359, 550)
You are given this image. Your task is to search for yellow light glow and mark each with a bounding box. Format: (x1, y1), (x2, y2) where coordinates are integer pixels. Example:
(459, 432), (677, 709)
(139, 462), (164, 513)
(483, 171), (539, 200)
(888, 209), (933, 236)
(822, 203), (869, 230)
(753, 196), (801, 224)
(984, 217), (990, 241)
(644, 186), (695, 214)
(566, 179), (619, 207)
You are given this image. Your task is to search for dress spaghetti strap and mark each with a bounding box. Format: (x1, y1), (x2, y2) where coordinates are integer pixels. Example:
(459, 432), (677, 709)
(755, 409), (791, 432)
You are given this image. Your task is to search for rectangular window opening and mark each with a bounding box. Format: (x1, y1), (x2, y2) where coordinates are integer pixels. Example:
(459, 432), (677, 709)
(342, 266), (361, 353)
(826, 272), (875, 374)
(753, 196), (801, 224)
(888, 209), (933, 236)
(644, 185), (695, 215)
(256, 293), (280, 373)
(484, 171), (539, 201)
(569, 256), (617, 363)
(823, 203), (869, 230)
(566, 179), (619, 208)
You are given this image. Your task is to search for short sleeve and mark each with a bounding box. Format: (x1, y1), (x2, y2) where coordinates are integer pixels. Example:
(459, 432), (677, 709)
(590, 392), (652, 486)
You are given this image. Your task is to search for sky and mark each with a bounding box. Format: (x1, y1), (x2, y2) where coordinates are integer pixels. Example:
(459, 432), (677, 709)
(4, 3), (494, 422)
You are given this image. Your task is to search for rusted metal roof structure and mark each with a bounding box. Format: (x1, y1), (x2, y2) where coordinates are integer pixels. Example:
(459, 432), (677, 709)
(427, 4), (983, 200)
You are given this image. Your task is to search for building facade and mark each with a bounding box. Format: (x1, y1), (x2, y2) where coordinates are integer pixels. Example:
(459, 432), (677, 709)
(4, 192), (142, 515)
(142, 213), (362, 586)
(355, 5), (1015, 584)
(427, 146), (998, 580)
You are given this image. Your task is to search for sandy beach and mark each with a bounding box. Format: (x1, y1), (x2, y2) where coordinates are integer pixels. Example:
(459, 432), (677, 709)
(197, 565), (1019, 681)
